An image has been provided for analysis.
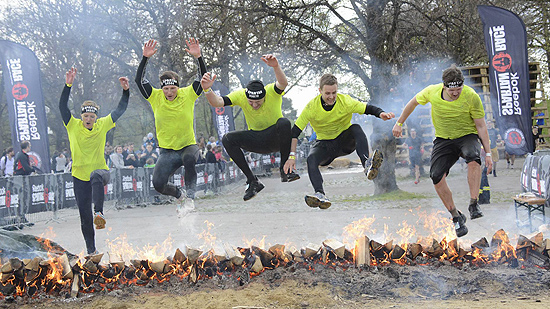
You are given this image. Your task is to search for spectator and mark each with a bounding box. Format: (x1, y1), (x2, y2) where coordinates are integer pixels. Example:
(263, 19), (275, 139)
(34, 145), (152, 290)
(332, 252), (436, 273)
(14, 141), (37, 176)
(144, 157), (156, 168)
(143, 132), (158, 149)
(197, 137), (207, 164)
(104, 143), (113, 167)
(123, 143), (139, 167)
(55, 151), (68, 173)
(214, 145), (226, 172)
(139, 143), (158, 166)
(404, 128), (423, 184)
(536, 111), (545, 143)
(110, 145), (127, 169)
(0, 147), (15, 177)
(207, 136), (217, 146)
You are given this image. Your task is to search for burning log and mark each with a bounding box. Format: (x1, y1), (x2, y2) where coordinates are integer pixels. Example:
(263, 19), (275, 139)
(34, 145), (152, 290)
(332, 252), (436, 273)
(490, 229), (510, 247)
(323, 239), (345, 259)
(370, 240), (386, 259)
(1, 261), (14, 273)
(71, 273), (80, 298)
(303, 243), (320, 259)
(173, 248), (186, 264)
(285, 246), (303, 263)
(472, 237), (489, 250)
(252, 246), (275, 268)
(212, 245), (227, 262)
(86, 253), (103, 264)
(390, 245), (406, 260)
(60, 253), (73, 279)
(224, 244), (244, 266)
(424, 239), (443, 258)
(269, 244), (292, 263)
(82, 259), (98, 273)
(1, 272), (14, 284)
(406, 243), (423, 259)
(354, 236), (371, 267)
(150, 260), (169, 274)
(249, 254), (263, 274)
(186, 247), (203, 265)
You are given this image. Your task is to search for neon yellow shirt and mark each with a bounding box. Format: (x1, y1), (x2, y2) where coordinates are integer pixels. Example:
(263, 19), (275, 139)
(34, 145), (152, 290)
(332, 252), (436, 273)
(416, 84), (485, 139)
(65, 115), (114, 181)
(147, 85), (198, 150)
(227, 83), (284, 131)
(295, 93), (366, 140)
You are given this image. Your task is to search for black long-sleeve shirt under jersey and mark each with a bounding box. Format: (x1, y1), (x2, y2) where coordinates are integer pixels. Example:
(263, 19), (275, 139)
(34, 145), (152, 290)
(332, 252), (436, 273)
(59, 85), (129, 126)
(134, 56), (207, 99)
(291, 97), (385, 138)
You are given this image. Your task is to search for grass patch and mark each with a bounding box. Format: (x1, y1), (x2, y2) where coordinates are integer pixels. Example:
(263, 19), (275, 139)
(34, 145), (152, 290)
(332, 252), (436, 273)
(339, 189), (432, 202)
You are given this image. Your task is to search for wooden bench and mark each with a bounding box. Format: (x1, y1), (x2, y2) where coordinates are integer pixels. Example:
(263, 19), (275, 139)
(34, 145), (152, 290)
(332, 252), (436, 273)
(513, 194), (547, 232)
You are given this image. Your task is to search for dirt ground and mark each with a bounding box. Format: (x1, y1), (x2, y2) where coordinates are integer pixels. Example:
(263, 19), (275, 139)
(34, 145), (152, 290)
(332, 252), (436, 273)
(4, 155), (550, 308)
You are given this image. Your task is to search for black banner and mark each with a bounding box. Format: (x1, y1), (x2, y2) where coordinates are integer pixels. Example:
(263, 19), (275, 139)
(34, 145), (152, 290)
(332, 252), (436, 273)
(478, 6), (533, 155)
(210, 81), (235, 140)
(0, 40), (51, 172)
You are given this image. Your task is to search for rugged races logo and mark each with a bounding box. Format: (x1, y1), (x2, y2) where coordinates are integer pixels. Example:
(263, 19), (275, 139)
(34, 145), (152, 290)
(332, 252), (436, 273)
(504, 127), (526, 150)
(489, 25), (522, 116)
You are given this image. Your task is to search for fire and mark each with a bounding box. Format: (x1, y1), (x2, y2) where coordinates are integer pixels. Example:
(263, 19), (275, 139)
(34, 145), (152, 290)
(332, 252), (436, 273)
(2, 215), (549, 300)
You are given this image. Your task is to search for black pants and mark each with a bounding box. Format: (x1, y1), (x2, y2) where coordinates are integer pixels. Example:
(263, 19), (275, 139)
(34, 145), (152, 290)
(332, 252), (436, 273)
(152, 145), (199, 199)
(73, 169), (110, 254)
(222, 118), (292, 183)
(430, 134), (481, 185)
(307, 124), (369, 194)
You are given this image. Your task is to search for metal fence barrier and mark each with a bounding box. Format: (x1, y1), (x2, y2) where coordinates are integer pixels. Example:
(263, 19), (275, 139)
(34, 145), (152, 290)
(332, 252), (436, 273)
(0, 155), (283, 229)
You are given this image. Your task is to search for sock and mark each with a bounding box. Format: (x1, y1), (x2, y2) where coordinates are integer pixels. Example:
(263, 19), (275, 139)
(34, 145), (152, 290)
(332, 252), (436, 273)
(450, 208), (459, 218)
(469, 198), (478, 206)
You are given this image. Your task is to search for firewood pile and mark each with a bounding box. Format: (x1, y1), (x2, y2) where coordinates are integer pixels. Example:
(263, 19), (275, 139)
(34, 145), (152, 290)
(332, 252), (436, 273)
(1, 229), (549, 299)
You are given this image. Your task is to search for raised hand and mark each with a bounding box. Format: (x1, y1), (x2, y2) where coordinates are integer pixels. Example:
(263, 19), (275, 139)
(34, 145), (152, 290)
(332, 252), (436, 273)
(200, 72), (217, 90)
(119, 77), (130, 90)
(261, 54), (279, 68)
(65, 67), (77, 85)
(185, 37), (201, 58)
(143, 39), (158, 58)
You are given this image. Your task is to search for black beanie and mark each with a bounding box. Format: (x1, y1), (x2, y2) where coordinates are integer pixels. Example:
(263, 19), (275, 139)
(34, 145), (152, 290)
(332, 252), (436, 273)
(245, 80), (266, 100)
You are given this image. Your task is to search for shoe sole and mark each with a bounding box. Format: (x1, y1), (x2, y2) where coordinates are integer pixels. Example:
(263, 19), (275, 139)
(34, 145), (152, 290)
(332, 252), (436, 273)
(281, 173), (301, 183)
(470, 212), (484, 220)
(456, 226), (468, 237)
(94, 216), (106, 230)
(243, 184), (265, 201)
(304, 195), (331, 209)
(367, 150), (383, 180)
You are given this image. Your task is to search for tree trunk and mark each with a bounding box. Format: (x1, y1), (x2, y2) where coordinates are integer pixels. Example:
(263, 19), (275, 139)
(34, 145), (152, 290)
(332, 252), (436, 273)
(371, 120), (399, 194)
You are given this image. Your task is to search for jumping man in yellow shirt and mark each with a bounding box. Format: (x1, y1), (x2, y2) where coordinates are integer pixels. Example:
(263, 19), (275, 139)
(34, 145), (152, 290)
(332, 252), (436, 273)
(392, 64), (492, 238)
(284, 74), (395, 209)
(135, 38), (207, 215)
(200, 54), (299, 201)
(60, 67), (129, 255)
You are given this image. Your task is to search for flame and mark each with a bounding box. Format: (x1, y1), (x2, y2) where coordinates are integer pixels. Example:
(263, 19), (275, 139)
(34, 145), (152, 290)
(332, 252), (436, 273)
(197, 220), (217, 249)
(104, 233), (174, 262)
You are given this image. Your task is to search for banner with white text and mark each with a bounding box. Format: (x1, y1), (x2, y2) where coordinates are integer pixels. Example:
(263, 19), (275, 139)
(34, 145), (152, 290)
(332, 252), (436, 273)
(210, 81), (235, 140)
(478, 6), (533, 155)
(0, 40), (51, 172)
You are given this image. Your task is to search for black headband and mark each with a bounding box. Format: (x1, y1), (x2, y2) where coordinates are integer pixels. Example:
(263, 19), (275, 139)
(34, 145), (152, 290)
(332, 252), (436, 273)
(81, 106), (98, 115)
(443, 80), (464, 88)
(161, 79), (179, 88)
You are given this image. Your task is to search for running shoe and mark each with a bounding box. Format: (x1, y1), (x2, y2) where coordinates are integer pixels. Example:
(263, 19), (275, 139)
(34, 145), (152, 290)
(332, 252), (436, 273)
(364, 149), (383, 180)
(243, 179), (265, 201)
(177, 197), (195, 218)
(305, 192), (331, 209)
(453, 211), (468, 237)
(468, 201), (484, 219)
(93, 212), (106, 230)
(281, 170), (301, 182)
